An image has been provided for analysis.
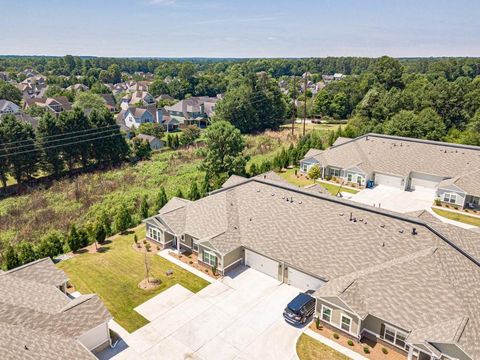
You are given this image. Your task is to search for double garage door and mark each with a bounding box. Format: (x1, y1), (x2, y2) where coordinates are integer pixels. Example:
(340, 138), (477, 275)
(409, 172), (441, 190)
(375, 173), (404, 188)
(245, 249), (325, 291)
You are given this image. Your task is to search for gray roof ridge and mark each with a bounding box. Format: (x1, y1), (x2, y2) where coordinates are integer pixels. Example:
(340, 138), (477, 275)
(1, 257), (52, 275)
(453, 316), (470, 343)
(60, 294), (95, 312)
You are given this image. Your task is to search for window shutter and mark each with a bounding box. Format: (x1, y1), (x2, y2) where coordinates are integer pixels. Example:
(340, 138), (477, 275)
(380, 324), (385, 339)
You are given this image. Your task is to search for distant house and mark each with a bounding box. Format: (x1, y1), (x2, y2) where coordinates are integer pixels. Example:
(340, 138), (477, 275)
(0, 100), (20, 115)
(121, 106), (155, 129)
(136, 134), (164, 150)
(120, 91), (155, 111)
(0, 71), (9, 81)
(99, 93), (116, 112)
(156, 94), (174, 102)
(164, 96), (219, 128)
(0, 257), (112, 358)
(66, 83), (89, 92)
(24, 96), (73, 116)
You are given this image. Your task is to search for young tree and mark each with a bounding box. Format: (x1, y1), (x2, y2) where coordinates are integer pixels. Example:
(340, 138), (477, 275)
(138, 123), (164, 139)
(78, 228), (90, 248)
(175, 188), (184, 199)
(36, 231), (64, 259)
(94, 221), (107, 248)
(307, 165), (321, 182)
(114, 204), (132, 233)
(132, 138), (152, 160)
(180, 125), (201, 146)
(17, 241), (37, 265)
(3, 244), (20, 270)
(67, 225), (81, 252)
(73, 91), (106, 112)
(139, 195), (150, 219)
(188, 182), (201, 201)
(201, 121), (248, 179)
(98, 210), (112, 236)
(155, 186), (168, 211)
(249, 163), (258, 177)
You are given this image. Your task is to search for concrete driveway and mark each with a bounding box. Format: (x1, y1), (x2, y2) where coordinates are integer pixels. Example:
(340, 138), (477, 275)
(102, 267), (304, 360)
(350, 185), (435, 213)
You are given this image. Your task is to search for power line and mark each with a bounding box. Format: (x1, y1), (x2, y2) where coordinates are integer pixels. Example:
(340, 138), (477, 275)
(0, 133), (122, 158)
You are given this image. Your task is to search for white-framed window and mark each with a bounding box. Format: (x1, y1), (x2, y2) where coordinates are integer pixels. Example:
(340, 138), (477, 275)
(443, 193), (457, 204)
(147, 227), (161, 242)
(321, 305), (332, 323)
(301, 163), (309, 172)
(192, 239), (199, 252)
(383, 324), (408, 349)
(347, 173), (352, 182)
(330, 168), (341, 177)
(203, 250), (217, 267)
(340, 314), (352, 333)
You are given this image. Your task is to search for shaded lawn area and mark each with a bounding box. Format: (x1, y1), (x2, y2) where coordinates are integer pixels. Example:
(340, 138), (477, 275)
(57, 224), (209, 333)
(432, 208), (480, 227)
(278, 168), (359, 196)
(296, 334), (350, 360)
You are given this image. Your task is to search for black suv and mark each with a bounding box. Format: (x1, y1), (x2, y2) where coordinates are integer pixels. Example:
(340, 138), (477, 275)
(283, 292), (316, 325)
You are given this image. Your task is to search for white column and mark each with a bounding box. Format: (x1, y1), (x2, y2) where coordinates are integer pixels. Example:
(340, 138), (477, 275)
(408, 346), (414, 360)
(176, 235), (181, 254)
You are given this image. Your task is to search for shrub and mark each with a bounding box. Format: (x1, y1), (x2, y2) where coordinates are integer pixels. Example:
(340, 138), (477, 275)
(434, 198), (441, 206)
(382, 347), (389, 355)
(145, 243), (151, 252)
(212, 263), (217, 276)
(363, 347), (370, 354)
(143, 239), (147, 245)
(134, 234), (138, 244)
(315, 317), (320, 329)
(347, 340), (354, 346)
(333, 333), (340, 339)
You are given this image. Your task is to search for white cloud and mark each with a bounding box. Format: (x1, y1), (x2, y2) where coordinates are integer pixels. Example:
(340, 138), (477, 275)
(148, 0), (177, 5)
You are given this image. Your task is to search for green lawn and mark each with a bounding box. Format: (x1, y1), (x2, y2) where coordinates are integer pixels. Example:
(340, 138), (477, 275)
(296, 334), (350, 360)
(57, 225), (209, 333)
(278, 169), (359, 196)
(432, 208), (480, 227)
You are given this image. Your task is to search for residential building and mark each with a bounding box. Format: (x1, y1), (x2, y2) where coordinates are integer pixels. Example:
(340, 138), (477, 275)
(0, 100), (20, 115)
(24, 96), (73, 116)
(136, 134), (164, 150)
(164, 96), (219, 128)
(143, 174), (480, 360)
(120, 91), (155, 111)
(122, 107), (155, 129)
(100, 93), (116, 112)
(0, 257), (112, 359)
(299, 134), (480, 208)
(66, 83), (89, 92)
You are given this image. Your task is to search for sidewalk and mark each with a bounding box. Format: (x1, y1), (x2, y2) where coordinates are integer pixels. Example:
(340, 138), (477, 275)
(304, 328), (368, 360)
(158, 249), (215, 283)
(427, 207), (477, 229)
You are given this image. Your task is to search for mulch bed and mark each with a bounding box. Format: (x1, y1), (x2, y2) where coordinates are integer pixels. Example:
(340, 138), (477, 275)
(132, 239), (161, 254)
(169, 251), (221, 279)
(138, 277), (162, 290)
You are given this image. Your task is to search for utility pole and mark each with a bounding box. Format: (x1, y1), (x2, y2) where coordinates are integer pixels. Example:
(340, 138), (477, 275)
(291, 75), (296, 136)
(303, 71), (308, 137)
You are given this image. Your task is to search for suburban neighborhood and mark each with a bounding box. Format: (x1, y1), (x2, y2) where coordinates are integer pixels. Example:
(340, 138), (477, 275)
(1, 1), (480, 360)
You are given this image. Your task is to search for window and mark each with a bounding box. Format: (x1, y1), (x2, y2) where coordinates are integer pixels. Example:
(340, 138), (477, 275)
(302, 163), (309, 172)
(347, 173), (352, 182)
(203, 250), (217, 267)
(147, 227), (161, 242)
(331, 168), (341, 177)
(443, 193), (457, 204)
(341, 315), (352, 333)
(383, 325), (408, 349)
(321, 305), (332, 323)
(192, 239), (199, 252)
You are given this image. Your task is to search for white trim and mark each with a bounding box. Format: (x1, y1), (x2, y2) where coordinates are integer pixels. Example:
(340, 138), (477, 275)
(321, 304), (332, 323)
(383, 324), (408, 350)
(340, 314), (352, 333)
(317, 297), (361, 319)
(202, 249), (217, 267)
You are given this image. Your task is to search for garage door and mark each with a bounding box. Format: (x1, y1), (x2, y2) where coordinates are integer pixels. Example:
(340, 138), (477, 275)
(287, 267), (325, 291)
(375, 173), (403, 188)
(410, 172), (441, 190)
(245, 250), (280, 280)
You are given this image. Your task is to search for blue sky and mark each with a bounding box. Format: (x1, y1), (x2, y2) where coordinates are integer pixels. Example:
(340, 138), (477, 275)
(2, 0), (479, 57)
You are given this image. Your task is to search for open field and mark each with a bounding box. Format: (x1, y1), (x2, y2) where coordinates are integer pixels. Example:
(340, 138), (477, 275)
(57, 225), (209, 332)
(280, 122), (344, 133)
(296, 334), (350, 360)
(432, 208), (480, 227)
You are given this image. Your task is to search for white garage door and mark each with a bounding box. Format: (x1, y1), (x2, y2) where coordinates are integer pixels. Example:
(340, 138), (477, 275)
(375, 173), (403, 188)
(287, 267), (325, 291)
(245, 250), (279, 280)
(410, 172), (441, 190)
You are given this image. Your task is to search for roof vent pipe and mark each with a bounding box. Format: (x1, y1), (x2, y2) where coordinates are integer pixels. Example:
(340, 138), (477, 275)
(412, 228), (417, 235)
(349, 212), (353, 221)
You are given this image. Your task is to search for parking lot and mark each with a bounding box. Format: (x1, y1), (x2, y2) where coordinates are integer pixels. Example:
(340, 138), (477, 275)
(101, 267), (304, 360)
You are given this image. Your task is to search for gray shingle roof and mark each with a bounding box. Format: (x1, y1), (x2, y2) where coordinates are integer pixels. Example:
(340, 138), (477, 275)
(438, 169), (480, 197)
(0, 259), (111, 359)
(303, 133), (480, 179)
(153, 177), (480, 358)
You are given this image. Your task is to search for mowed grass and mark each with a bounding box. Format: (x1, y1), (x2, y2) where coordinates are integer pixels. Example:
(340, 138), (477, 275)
(296, 334), (350, 360)
(432, 208), (480, 227)
(57, 225), (209, 333)
(278, 168), (359, 195)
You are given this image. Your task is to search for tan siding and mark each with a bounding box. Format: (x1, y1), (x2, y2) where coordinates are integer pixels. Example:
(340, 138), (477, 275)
(223, 247), (244, 271)
(316, 298), (359, 335)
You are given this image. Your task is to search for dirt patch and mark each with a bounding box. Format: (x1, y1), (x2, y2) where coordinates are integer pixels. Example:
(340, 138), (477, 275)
(138, 277), (162, 290)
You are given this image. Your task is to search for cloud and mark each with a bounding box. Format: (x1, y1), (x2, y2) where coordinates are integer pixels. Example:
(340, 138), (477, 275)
(148, 0), (177, 5)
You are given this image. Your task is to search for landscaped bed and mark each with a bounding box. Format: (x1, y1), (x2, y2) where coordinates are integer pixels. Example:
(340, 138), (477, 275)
(432, 208), (480, 227)
(309, 322), (407, 360)
(169, 250), (221, 279)
(296, 333), (350, 360)
(57, 224), (209, 333)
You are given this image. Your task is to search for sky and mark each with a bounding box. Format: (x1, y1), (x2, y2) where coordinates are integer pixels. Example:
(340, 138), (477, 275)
(1, 0), (480, 58)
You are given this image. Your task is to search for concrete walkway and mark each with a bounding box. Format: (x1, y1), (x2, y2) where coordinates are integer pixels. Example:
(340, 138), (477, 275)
(158, 249), (215, 283)
(304, 329), (367, 360)
(426, 208), (477, 230)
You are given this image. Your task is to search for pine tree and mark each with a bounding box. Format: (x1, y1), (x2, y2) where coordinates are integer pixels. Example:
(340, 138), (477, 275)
(67, 225), (81, 252)
(175, 188), (184, 199)
(78, 228), (90, 248)
(249, 163), (258, 177)
(17, 241), (37, 265)
(94, 222), (107, 245)
(188, 182), (201, 201)
(155, 186), (168, 211)
(199, 174), (210, 197)
(3, 244), (20, 270)
(139, 195), (150, 219)
(114, 204), (132, 233)
(99, 210), (112, 236)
